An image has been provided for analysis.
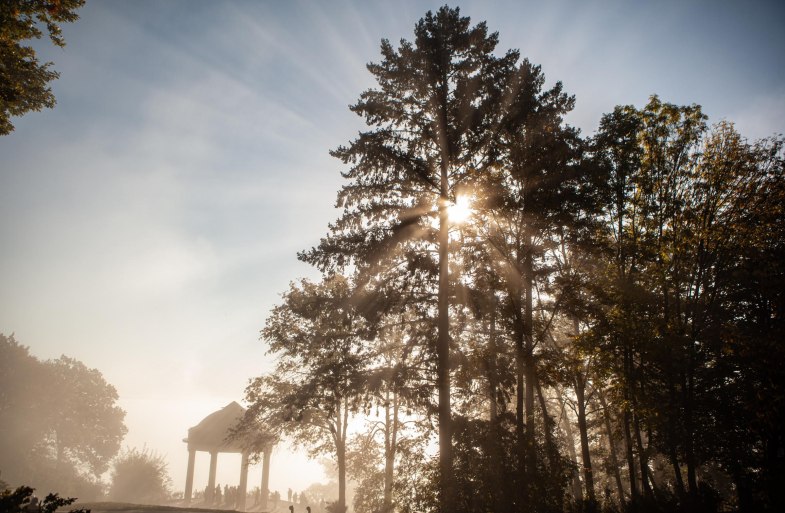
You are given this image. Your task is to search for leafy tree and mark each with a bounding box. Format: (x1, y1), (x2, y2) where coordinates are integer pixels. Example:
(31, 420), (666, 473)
(44, 356), (127, 478)
(689, 125), (785, 511)
(0, 335), (49, 486)
(0, 0), (85, 135)
(243, 275), (371, 513)
(589, 103), (651, 505)
(250, 6), (784, 512)
(589, 98), (785, 511)
(351, 323), (417, 513)
(109, 447), (172, 504)
(482, 60), (583, 512)
(0, 334), (126, 499)
(348, 317), (434, 513)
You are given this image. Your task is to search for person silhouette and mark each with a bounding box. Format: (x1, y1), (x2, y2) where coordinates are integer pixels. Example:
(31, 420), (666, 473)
(288, 505), (294, 513)
(306, 507), (311, 513)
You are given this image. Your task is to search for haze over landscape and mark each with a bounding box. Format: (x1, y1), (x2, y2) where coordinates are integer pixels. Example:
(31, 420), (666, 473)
(1, 0), (784, 510)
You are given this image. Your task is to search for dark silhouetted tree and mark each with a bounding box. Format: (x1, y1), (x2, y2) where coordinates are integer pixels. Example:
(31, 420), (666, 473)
(0, 484), (89, 513)
(301, 7), (563, 510)
(0, 0), (85, 135)
(243, 275), (371, 513)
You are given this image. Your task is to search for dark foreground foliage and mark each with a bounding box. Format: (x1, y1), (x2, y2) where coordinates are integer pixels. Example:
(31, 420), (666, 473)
(0, 485), (89, 513)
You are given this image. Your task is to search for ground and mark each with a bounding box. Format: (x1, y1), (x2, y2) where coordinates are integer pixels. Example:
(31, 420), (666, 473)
(71, 501), (310, 513)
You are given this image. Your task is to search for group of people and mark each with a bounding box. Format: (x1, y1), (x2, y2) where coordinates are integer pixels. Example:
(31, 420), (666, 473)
(199, 483), (247, 509)
(285, 488), (311, 506)
(190, 483), (323, 512)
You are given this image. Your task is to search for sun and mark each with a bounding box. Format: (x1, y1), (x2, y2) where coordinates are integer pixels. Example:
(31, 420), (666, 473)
(447, 194), (473, 224)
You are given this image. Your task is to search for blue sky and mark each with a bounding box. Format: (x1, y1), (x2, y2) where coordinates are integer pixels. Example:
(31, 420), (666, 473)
(1, 0), (783, 497)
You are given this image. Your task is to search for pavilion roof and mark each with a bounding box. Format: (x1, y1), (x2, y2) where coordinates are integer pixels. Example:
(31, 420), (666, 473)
(184, 401), (247, 453)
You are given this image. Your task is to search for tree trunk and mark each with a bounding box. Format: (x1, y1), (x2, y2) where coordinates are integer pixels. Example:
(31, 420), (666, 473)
(437, 149), (455, 513)
(666, 372), (686, 498)
(515, 326), (526, 512)
(668, 445), (685, 498)
(632, 407), (654, 498)
(488, 294), (498, 424)
(599, 392), (626, 503)
(575, 376), (596, 502)
(523, 239), (537, 493)
(622, 345), (639, 504)
(383, 388), (399, 513)
(733, 470), (754, 513)
(487, 294), (503, 512)
(535, 375), (558, 471)
(337, 441), (346, 513)
(335, 396), (349, 513)
(560, 396), (583, 502)
(513, 246), (527, 511)
(685, 350), (698, 496)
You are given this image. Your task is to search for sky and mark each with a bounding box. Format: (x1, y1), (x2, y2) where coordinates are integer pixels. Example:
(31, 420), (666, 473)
(1, 0), (784, 500)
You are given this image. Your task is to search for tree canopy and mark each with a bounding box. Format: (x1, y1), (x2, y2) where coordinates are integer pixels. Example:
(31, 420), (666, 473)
(246, 6), (784, 513)
(0, 333), (127, 500)
(243, 275), (372, 513)
(0, 0), (85, 135)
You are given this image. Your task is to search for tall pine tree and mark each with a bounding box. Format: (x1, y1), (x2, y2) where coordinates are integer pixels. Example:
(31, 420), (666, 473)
(301, 7), (522, 510)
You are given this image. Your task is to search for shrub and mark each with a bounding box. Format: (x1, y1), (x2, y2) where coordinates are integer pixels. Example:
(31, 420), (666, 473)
(109, 447), (171, 504)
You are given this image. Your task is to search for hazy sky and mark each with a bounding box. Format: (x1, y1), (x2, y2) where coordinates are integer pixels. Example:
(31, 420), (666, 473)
(1, 0), (783, 498)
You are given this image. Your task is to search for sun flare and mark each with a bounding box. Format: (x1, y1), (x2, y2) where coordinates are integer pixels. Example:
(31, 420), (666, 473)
(448, 195), (473, 224)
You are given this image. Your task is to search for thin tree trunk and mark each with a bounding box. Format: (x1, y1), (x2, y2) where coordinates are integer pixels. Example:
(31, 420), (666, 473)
(523, 239), (537, 492)
(622, 345), (639, 503)
(575, 376), (596, 502)
(560, 396), (583, 502)
(383, 388), (399, 513)
(599, 392), (627, 502)
(335, 397), (348, 513)
(668, 444), (685, 498)
(513, 247), (527, 512)
(515, 326), (526, 512)
(685, 349), (698, 496)
(632, 407), (654, 498)
(488, 294), (498, 423)
(484, 294), (505, 513)
(734, 471), (753, 512)
(535, 374), (558, 470)
(645, 421), (659, 492)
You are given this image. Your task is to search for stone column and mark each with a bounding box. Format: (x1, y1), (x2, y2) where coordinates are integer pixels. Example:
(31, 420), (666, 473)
(184, 448), (196, 505)
(206, 450), (218, 505)
(260, 448), (271, 511)
(237, 452), (250, 511)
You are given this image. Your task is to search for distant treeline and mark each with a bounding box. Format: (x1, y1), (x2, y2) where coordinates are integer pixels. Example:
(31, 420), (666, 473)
(0, 334), (127, 500)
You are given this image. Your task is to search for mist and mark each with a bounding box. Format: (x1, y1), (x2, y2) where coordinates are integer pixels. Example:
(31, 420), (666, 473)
(2, 2), (784, 513)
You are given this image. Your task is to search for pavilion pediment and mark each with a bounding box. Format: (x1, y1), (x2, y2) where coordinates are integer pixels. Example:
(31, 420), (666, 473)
(184, 401), (247, 453)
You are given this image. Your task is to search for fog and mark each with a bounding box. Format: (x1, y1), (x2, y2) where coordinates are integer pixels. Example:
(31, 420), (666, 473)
(1, 1), (783, 513)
